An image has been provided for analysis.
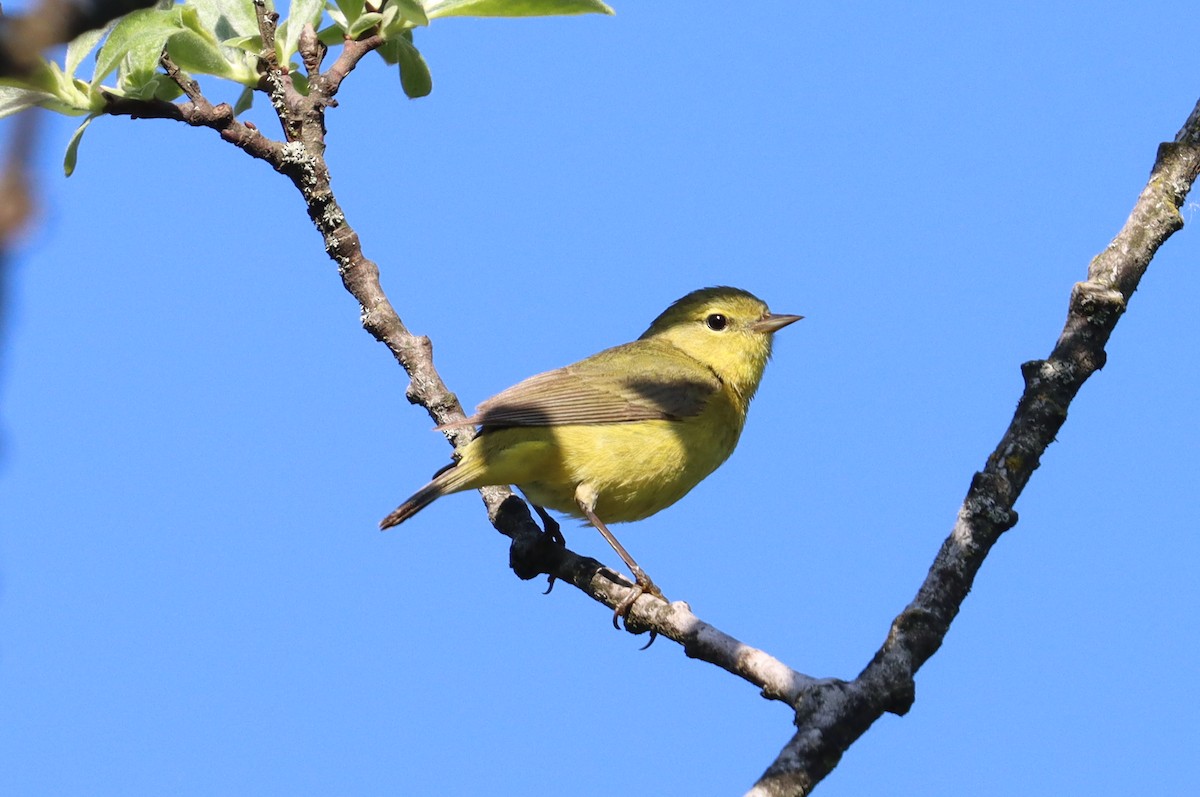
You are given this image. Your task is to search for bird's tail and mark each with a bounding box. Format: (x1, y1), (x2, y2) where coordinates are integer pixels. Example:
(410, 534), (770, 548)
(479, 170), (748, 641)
(379, 461), (470, 530)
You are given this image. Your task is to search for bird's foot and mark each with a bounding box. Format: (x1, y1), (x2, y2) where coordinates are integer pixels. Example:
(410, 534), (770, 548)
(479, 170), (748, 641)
(533, 505), (566, 594)
(612, 569), (666, 649)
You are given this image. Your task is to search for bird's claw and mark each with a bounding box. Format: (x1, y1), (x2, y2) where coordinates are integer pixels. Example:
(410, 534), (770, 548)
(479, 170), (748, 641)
(611, 572), (665, 649)
(533, 504), (565, 594)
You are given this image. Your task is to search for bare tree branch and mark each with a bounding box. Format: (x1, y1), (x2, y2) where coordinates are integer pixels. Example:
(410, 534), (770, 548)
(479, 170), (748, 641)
(746, 96), (1200, 797)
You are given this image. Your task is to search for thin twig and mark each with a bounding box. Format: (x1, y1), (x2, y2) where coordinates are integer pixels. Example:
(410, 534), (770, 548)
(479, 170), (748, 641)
(253, 0), (305, 142)
(160, 52), (205, 105)
(298, 23), (324, 80)
(317, 34), (384, 98)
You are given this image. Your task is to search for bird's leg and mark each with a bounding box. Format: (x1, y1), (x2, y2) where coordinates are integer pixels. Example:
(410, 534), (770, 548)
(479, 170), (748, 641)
(532, 504), (565, 594)
(574, 484), (666, 630)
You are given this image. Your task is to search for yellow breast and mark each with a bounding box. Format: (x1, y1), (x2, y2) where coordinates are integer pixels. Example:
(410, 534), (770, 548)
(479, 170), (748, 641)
(471, 386), (745, 524)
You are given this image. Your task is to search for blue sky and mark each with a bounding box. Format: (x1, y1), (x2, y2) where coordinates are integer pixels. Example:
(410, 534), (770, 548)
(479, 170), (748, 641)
(2, 2), (1198, 795)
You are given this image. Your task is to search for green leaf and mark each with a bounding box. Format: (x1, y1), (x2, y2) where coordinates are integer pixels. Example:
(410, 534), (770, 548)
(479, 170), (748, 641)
(116, 72), (174, 101)
(327, 7), (349, 29)
(180, 2), (262, 86)
(392, 34), (432, 99)
(377, 37), (400, 66)
(177, 3), (220, 42)
(0, 85), (54, 120)
(390, 0), (429, 27)
(281, 0), (326, 61)
(334, 0), (366, 26)
(190, 0), (261, 41)
(166, 29), (235, 78)
(424, 0), (615, 19)
(120, 33), (174, 89)
(233, 86), (255, 116)
(66, 26), (109, 78)
(92, 8), (182, 88)
(223, 34), (262, 52)
(149, 74), (185, 102)
(2, 60), (60, 96)
(63, 114), (98, 177)
(346, 11), (383, 38)
(379, 4), (401, 32)
(0, 60), (97, 114)
(317, 24), (346, 47)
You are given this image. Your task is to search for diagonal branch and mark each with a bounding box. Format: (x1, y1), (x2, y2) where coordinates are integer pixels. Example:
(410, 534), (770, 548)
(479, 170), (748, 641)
(314, 34), (384, 99)
(745, 96), (1200, 797)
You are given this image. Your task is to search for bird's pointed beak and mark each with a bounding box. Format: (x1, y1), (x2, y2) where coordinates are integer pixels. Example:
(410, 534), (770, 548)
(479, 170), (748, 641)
(753, 313), (804, 333)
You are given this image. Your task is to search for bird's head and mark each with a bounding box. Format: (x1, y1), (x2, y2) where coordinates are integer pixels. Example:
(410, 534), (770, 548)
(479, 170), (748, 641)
(640, 286), (802, 404)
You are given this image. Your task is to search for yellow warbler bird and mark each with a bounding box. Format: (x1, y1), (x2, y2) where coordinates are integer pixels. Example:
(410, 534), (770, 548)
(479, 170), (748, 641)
(380, 286), (801, 618)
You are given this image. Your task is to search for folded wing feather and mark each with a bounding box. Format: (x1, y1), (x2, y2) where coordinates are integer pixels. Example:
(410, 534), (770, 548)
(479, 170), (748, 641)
(436, 339), (721, 430)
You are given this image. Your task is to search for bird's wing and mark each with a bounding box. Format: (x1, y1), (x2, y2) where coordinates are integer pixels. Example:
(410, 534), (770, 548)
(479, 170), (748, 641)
(438, 340), (721, 429)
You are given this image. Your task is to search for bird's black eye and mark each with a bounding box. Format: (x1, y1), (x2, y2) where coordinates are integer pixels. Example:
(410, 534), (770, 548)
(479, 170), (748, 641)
(705, 313), (728, 331)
